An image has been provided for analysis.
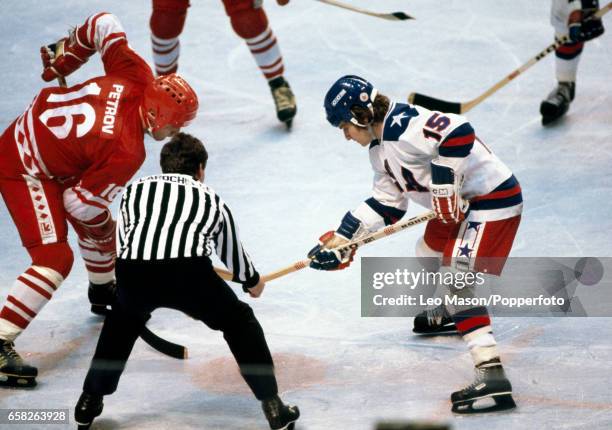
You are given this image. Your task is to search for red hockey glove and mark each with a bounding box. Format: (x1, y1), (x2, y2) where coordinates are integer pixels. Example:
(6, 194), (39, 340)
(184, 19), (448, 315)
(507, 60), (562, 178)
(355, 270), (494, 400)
(307, 231), (356, 271)
(431, 184), (469, 224)
(41, 29), (96, 82)
(70, 211), (117, 255)
(276, 0), (290, 5)
(430, 160), (469, 224)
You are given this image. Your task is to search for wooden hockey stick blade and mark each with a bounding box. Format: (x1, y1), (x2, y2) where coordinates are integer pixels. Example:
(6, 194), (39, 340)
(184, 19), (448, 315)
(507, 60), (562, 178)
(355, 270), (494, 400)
(409, 92), (462, 114)
(94, 306), (187, 359)
(315, 0), (414, 21)
(391, 12), (414, 21)
(141, 326), (188, 359)
(408, 2), (612, 114)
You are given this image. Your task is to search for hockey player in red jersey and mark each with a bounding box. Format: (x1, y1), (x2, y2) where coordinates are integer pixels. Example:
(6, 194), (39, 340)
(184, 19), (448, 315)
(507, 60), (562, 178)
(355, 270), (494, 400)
(0, 12), (198, 387)
(540, 0), (605, 125)
(150, 0), (297, 128)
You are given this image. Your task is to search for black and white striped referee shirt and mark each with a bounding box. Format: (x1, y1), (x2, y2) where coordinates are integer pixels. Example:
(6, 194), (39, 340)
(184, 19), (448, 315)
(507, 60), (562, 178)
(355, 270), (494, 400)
(116, 173), (259, 286)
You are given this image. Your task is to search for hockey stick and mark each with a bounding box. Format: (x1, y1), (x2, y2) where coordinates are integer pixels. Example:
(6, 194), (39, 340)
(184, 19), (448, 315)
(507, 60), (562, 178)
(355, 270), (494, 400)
(45, 45), (188, 360)
(213, 211), (436, 282)
(140, 326), (187, 359)
(93, 307), (188, 360)
(251, 211), (436, 283)
(315, 0), (414, 21)
(408, 2), (612, 113)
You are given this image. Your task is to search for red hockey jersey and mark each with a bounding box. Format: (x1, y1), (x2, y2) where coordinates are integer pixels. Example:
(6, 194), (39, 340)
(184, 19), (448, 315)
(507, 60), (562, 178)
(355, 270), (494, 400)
(4, 13), (154, 222)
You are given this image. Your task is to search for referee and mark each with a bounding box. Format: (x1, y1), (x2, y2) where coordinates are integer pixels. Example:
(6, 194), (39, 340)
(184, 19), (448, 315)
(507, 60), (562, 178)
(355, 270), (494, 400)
(74, 133), (300, 430)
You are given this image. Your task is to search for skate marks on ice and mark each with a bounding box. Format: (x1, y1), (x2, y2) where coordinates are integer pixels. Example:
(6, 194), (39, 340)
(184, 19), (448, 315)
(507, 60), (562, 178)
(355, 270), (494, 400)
(190, 352), (327, 395)
(0, 327), (96, 408)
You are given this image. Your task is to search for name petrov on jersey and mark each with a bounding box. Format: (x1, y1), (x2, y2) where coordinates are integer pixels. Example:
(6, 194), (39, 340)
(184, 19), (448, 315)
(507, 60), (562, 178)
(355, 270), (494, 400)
(102, 84), (124, 135)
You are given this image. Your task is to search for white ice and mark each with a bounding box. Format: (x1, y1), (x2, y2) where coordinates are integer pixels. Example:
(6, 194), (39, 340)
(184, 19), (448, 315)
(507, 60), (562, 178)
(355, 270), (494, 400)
(0, 1), (611, 429)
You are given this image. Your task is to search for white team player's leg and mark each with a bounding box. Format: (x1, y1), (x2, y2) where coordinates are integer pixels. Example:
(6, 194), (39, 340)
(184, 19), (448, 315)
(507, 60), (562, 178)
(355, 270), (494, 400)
(412, 236), (458, 335)
(541, 0), (582, 125)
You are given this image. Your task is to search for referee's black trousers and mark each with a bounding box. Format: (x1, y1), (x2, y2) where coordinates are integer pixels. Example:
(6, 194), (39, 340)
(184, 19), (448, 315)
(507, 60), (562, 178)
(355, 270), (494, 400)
(83, 257), (278, 400)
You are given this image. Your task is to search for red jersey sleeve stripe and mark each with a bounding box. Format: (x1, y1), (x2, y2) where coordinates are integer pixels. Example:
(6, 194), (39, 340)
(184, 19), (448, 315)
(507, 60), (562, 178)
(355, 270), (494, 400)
(441, 133), (475, 147)
(101, 32), (126, 50)
(87, 12), (108, 47)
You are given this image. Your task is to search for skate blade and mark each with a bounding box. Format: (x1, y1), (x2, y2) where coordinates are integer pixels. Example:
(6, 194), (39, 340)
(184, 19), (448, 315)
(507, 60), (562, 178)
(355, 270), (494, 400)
(452, 393), (516, 414)
(277, 108), (296, 129)
(278, 420), (298, 430)
(275, 407), (300, 430)
(413, 325), (458, 335)
(0, 374), (37, 388)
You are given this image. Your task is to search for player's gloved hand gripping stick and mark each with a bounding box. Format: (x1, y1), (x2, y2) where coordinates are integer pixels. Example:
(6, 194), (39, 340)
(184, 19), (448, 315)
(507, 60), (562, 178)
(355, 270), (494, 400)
(214, 210), (437, 282)
(408, 2), (612, 114)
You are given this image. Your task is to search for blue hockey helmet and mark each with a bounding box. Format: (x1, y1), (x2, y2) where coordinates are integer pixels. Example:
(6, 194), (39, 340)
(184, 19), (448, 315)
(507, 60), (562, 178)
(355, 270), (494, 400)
(324, 75), (378, 128)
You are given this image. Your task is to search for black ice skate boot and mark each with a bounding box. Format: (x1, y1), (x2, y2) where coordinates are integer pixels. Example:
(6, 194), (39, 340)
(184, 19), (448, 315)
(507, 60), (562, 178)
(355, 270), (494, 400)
(451, 358), (516, 414)
(0, 339), (37, 388)
(88, 281), (117, 316)
(262, 395), (300, 430)
(74, 391), (104, 430)
(540, 81), (575, 126)
(269, 77), (297, 129)
(413, 304), (457, 335)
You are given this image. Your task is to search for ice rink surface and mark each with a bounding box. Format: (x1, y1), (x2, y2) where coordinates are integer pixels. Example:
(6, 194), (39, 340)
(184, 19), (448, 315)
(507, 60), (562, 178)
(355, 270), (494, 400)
(0, 0), (611, 429)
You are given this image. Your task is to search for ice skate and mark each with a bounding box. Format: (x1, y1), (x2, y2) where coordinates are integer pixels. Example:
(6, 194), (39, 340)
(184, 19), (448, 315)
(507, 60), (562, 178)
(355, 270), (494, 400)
(262, 395), (300, 430)
(75, 391), (104, 429)
(0, 340), (37, 388)
(413, 304), (457, 335)
(451, 359), (516, 414)
(269, 77), (297, 129)
(540, 81), (575, 125)
(88, 281), (116, 316)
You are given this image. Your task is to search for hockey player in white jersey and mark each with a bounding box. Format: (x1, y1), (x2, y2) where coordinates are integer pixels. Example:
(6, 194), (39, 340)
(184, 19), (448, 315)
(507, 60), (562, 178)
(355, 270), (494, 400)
(541, 0), (605, 125)
(309, 75), (523, 413)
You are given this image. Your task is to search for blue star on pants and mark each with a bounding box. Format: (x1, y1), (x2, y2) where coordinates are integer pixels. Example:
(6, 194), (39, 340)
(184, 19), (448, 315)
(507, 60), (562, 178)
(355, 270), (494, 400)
(458, 244), (473, 257)
(467, 221), (481, 231)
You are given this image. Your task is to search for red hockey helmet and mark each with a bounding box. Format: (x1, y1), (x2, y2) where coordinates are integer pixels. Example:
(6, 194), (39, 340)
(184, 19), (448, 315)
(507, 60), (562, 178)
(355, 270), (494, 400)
(143, 73), (199, 132)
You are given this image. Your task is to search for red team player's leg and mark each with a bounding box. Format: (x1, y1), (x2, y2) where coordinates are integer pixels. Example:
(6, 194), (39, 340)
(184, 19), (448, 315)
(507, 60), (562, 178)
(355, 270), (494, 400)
(149, 0), (297, 127)
(150, 0), (188, 75)
(67, 218), (116, 316)
(0, 174), (74, 387)
(222, 0), (297, 127)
